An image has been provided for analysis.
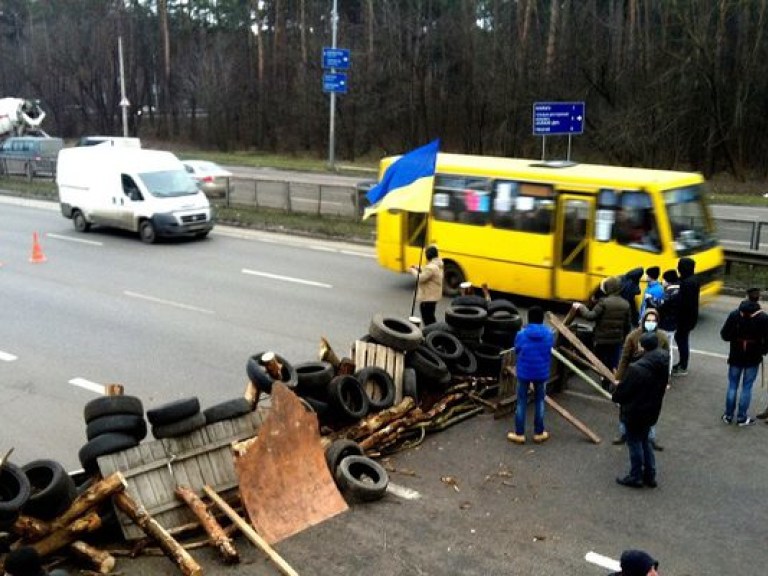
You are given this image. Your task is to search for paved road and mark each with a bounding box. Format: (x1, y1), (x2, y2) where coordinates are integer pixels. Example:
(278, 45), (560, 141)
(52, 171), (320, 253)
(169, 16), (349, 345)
(1, 197), (766, 575)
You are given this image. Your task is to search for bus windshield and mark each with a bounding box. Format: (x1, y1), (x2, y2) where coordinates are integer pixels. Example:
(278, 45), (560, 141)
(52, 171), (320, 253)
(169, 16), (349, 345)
(139, 170), (199, 198)
(664, 184), (718, 255)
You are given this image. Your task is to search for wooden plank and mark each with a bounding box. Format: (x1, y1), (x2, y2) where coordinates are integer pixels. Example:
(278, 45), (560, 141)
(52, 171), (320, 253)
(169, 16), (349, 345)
(393, 353), (403, 405)
(97, 410), (265, 540)
(546, 312), (616, 383)
(545, 395), (602, 444)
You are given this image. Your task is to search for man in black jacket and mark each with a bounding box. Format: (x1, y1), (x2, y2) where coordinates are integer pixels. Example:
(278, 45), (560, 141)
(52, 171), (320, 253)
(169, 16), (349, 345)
(671, 257), (699, 376)
(612, 332), (669, 488)
(720, 299), (768, 426)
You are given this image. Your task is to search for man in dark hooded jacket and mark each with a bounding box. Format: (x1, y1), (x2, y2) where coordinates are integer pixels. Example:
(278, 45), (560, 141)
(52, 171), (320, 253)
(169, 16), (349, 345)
(612, 332), (669, 488)
(671, 257), (699, 376)
(720, 299), (768, 426)
(619, 267), (644, 327)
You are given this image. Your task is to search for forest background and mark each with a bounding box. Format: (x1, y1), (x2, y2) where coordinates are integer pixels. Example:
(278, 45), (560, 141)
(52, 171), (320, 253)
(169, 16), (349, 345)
(1, 0), (767, 182)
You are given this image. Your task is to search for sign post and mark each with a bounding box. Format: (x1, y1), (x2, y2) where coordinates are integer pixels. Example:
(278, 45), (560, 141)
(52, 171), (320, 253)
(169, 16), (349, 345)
(323, 0), (352, 171)
(532, 101), (585, 161)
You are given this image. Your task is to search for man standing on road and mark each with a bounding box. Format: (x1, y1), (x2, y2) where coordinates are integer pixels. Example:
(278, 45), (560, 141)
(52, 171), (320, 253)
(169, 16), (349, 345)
(609, 549), (660, 575)
(612, 332), (669, 488)
(719, 297), (768, 426)
(657, 269), (681, 379)
(409, 244), (443, 326)
(671, 257), (699, 376)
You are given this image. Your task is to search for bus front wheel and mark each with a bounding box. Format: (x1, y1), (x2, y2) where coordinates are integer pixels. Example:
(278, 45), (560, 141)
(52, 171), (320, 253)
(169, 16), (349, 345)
(442, 261), (465, 297)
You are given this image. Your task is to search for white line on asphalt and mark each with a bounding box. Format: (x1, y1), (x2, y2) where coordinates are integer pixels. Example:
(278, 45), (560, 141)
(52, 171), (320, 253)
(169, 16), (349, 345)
(69, 378), (106, 395)
(386, 482), (421, 500)
(309, 245), (336, 253)
(47, 233), (103, 246)
(241, 268), (332, 288)
(124, 291), (216, 314)
(0, 350), (18, 362)
(691, 348), (728, 360)
(340, 249), (376, 258)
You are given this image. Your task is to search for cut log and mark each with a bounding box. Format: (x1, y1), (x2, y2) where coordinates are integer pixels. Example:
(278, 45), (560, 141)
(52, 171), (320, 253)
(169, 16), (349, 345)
(203, 485), (298, 576)
(545, 395), (602, 444)
(30, 512), (102, 558)
(318, 336), (340, 368)
(336, 396), (415, 441)
(104, 384), (124, 396)
(69, 540), (116, 574)
(113, 491), (202, 576)
(337, 357), (355, 375)
(260, 352), (283, 380)
(175, 485), (239, 564)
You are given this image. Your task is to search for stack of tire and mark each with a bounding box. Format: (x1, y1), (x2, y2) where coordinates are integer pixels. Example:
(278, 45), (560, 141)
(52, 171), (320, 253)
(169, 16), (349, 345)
(147, 397), (206, 440)
(245, 352), (299, 395)
(202, 397), (255, 425)
(79, 395), (148, 475)
(324, 439), (389, 503)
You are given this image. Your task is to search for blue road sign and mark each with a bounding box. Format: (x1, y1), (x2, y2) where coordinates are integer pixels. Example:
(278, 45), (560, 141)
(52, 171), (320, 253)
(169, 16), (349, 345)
(533, 102), (585, 136)
(322, 48), (351, 70)
(323, 73), (348, 94)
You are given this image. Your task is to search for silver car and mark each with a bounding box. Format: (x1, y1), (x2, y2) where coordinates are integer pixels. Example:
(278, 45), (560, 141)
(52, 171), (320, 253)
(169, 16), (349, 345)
(182, 160), (232, 198)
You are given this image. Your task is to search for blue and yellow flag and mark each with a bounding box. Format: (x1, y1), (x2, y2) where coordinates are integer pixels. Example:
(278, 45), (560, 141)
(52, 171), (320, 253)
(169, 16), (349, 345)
(363, 139), (440, 220)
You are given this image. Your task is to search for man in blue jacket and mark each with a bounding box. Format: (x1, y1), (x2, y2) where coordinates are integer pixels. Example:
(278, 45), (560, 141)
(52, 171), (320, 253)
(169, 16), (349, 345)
(507, 306), (555, 445)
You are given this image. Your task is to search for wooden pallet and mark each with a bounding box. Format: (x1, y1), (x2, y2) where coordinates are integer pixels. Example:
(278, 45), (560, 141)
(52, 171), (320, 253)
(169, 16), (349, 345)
(352, 340), (405, 404)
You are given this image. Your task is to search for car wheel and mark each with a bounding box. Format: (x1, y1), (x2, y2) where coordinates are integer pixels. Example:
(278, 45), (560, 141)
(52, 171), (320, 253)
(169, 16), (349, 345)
(324, 439), (365, 475)
(334, 455), (389, 502)
(139, 219), (156, 244)
(72, 210), (91, 232)
(442, 261), (465, 297)
(368, 314), (423, 352)
(327, 375), (369, 421)
(354, 367), (395, 411)
(78, 433), (139, 475)
(195, 231), (210, 239)
(86, 414), (148, 441)
(83, 395), (144, 424)
(21, 459), (77, 520)
(425, 330), (464, 362)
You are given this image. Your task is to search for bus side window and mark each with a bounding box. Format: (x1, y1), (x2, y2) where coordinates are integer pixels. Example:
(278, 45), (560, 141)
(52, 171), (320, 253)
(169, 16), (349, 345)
(613, 191), (660, 252)
(432, 175), (491, 226)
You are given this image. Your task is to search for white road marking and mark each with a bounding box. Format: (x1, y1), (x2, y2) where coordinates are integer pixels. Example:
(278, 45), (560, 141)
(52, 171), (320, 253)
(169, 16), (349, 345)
(47, 233), (103, 246)
(241, 268), (332, 288)
(691, 348), (728, 360)
(0, 350), (18, 362)
(124, 291), (216, 314)
(69, 378), (106, 395)
(386, 482), (421, 500)
(340, 249), (376, 258)
(309, 245), (336, 253)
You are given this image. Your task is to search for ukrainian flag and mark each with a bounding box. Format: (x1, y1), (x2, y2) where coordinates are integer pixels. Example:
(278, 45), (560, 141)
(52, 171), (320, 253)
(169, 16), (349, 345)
(363, 139), (440, 220)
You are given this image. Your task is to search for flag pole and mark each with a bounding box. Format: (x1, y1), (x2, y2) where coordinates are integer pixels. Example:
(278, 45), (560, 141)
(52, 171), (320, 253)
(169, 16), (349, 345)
(410, 243), (426, 317)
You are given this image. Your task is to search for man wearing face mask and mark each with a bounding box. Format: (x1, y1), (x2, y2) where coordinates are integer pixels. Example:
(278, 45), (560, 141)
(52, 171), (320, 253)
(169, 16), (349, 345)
(613, 309), (670, 450)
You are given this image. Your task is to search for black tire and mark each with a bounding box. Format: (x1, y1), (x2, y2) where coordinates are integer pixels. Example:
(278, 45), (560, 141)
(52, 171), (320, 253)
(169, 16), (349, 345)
(302, 396), (331, 419)
(425, 330), (464, 361)
(78, 433), (139, 475)
(147, 397), (201, 426)
(402, 367), (418, 400)
(152, 412), (207, 439)
(139, 219), (157, 244)
(295, 361), (335, 397)
(449, 346), (478, 375)
(86, 414), (148, 441)
(248, 352), (299, 390)
(406, 346), (450, 383)
(485, 311), (523, 333)
(487, 299), (518, 315)
(354, 367), (395, 411)
(481, 329), (515, 350)
(21, 460), (77, 520)
(202, 398), (253, 424)
(368, 314), (423, 352)
(445, 306), (488, 330)
(451, 295), (488, 309)
(72, 209), (91, 232)
(327, 375), (369, 421)
(453, 325), (484, 344)
(246, 355), (276, 394)
(83, 395), (144, 424)
(0, 462), (31, 529)
(335, 455), (389, 502)
(442, 261), (465, 297)
(324, 439), (365, 475)
(421, 321), (454, 336)
(473, 343), (504, 377)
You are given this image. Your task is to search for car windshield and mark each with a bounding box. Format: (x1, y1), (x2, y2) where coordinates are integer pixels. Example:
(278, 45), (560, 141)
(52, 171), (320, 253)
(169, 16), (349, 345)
(664, 184), (718, 255)
(139, 170), (199, 198)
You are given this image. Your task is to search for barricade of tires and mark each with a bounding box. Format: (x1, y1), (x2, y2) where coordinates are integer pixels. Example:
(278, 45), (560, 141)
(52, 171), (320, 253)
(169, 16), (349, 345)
(323, 439), (388, 503)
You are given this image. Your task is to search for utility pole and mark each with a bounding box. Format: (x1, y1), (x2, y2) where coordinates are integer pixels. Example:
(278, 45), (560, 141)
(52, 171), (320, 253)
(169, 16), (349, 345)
(327, 0), (338, 170)
(118, 36), (130, 137)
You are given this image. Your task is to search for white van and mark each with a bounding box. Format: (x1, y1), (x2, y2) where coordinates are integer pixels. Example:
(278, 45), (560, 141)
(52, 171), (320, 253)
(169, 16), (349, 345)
(56, 147), (214, 243)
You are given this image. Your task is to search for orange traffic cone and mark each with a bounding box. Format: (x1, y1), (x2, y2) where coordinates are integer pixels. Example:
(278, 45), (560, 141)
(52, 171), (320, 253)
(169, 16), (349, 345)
(29, 232), (47, 263)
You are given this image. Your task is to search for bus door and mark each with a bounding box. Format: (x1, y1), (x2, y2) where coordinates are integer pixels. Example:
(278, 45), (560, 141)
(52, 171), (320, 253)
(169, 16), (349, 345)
(401, 211), (428, 270)
(554, 195), (593, 301)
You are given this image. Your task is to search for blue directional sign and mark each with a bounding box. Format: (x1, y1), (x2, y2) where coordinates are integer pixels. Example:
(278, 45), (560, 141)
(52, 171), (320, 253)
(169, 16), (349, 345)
(533, 101), (585, 136)
(323, 72), (348, 94)
(322, 48), (351, 70)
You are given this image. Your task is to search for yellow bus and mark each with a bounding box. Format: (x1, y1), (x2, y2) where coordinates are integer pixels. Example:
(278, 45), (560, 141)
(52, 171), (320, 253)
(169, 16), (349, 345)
(374, 154), (724, 303)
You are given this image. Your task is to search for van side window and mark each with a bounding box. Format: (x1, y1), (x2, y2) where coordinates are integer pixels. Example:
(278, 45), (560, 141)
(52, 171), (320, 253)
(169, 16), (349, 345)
(122, 174), (142, 201)
(432, 175), (491, 226)
(601, 189), (660, 252)
(491, 180), (554, 233)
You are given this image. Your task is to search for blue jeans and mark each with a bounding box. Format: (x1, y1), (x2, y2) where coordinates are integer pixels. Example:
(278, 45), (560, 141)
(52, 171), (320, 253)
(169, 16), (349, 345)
(725, 364), (759, 422)
(515, 379), (546, 435)
(626, 426), (655, 481)
(618, 419), (656, 442)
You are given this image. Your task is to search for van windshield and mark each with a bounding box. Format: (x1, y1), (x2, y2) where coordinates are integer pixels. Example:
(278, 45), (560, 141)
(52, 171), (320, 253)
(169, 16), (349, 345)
(664, 184), (718, 255)
(139, 170), (199, 197)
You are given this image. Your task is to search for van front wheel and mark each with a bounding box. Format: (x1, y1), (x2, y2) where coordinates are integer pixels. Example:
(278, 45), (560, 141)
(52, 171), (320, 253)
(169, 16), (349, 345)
(139, 220), (157, 244)
(72, 210), (91, 233)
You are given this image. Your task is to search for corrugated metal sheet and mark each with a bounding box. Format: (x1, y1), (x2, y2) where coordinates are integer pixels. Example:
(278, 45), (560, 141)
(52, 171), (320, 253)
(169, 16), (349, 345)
(98, 410), (265, 540)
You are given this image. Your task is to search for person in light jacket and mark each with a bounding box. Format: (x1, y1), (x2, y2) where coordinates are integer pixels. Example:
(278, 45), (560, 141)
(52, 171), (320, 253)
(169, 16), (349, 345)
(409, 244), (443, 326)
